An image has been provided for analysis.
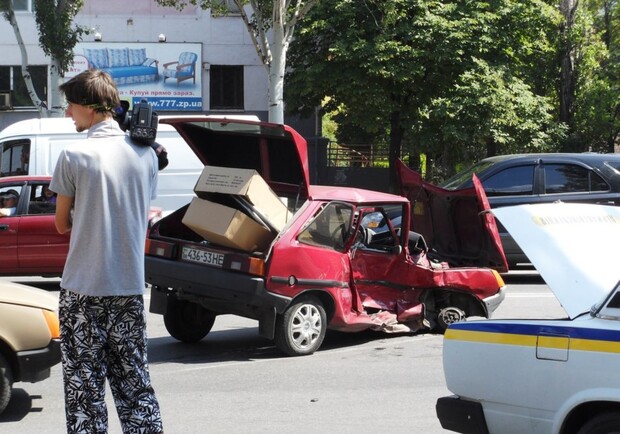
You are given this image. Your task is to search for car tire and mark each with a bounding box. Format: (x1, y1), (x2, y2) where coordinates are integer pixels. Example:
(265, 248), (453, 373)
(435, 306), (466, 333)
(274, 296), (326, 356)
(163, 299), (216, 343)
(577, 412), (620, 434)
(0, 352), (13, 415)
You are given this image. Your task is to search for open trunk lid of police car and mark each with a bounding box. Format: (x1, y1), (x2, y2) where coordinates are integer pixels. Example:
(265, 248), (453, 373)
(491, 203), (620, 319)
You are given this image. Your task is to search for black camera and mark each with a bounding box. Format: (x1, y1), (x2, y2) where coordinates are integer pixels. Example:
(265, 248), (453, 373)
(114, 99), (168, 170)
(115, 99), (158, 145)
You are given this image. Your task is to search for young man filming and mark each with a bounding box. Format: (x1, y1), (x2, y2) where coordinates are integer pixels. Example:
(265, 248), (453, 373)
(50, 69), (164, 434)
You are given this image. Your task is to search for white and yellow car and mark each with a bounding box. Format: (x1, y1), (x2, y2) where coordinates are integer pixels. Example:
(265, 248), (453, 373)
(0, 280), (60, 415)
(437, 203), (620, 434)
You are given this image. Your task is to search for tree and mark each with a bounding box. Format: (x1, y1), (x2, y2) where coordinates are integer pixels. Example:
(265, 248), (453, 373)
(286, 0), (564, 189)
(34, 0), (88, 116)
(155, 0), (318, 123)
(0, 3), (45, 111)
(571, 0), (620, 152)
(0, 0), (87, 116)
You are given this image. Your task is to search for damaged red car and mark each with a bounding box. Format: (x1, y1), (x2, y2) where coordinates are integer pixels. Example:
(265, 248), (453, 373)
(145, 117), (508, 356)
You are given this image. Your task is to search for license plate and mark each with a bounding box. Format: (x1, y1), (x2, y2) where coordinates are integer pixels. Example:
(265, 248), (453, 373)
(181, 246), (225, 267)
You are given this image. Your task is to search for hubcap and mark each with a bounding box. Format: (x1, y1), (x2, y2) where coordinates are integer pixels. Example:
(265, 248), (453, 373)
(290, 304), (322, 349)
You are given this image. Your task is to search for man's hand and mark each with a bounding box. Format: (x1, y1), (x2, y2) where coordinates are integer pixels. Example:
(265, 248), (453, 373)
(55, 194), (75, 234)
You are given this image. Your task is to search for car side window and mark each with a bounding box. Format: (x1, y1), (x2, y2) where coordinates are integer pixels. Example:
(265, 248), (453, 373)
(27, 183), (57, 215)
(297, 202), (353, 251)
(483, 165), (534, 196)
(0, 139), (30, 176)
(543, 164), (609, 194)
(355, 206), (402, 252)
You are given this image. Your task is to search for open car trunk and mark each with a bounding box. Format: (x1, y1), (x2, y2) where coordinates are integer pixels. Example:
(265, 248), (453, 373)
(149, 117), (311, 256)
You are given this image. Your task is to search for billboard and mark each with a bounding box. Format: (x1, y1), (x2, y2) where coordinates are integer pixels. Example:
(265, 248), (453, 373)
(67, 42), (203, 112)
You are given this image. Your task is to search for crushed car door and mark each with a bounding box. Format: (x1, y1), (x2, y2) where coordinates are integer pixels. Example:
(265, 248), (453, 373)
(348, 205), (421, 321)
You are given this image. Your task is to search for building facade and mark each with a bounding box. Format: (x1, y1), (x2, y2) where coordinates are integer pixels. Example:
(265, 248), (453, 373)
(0, 0), (270, 130)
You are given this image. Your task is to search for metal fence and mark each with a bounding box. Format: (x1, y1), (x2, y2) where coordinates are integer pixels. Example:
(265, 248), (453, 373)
(326, 142), (391, 167)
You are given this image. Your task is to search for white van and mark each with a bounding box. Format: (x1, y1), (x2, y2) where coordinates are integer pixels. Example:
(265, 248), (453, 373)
(0, 117), (204, 213)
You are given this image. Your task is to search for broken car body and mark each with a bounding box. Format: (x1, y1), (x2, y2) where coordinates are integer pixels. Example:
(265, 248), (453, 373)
(145, 116), (507, 356)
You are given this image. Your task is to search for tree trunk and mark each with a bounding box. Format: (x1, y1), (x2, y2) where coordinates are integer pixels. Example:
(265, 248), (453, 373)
(268, 22), (286, 124)
(388, 110), (404, 194)
(48, 59), (65, 117)
(6, 7), (48, 116)
(559, 0), (577, 132)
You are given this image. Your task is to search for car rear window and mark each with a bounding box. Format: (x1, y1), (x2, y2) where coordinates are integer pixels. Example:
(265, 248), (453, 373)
(543, 164), (609, 193)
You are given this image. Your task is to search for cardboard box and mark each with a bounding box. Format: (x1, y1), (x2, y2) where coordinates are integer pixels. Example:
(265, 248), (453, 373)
(182, 197), (274, 252)
(194, 166), (291, 231)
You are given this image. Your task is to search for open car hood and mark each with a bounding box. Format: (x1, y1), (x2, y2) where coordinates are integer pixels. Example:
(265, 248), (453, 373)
(160, 116), (310, 197)
(491, 203), (620, 319)
(397, 160), (508, 271)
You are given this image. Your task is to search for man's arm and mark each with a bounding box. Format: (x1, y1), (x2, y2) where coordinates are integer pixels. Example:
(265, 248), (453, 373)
(55, 194), (74, 234)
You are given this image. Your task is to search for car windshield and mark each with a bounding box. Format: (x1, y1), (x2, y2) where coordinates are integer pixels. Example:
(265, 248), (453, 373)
(441, 159), (496, 190)
(591, 280), (620, 318)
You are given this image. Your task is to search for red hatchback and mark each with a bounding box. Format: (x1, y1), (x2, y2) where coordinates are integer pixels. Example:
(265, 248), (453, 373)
(145, 116), (508, 356)
(0, 176), (68, 277)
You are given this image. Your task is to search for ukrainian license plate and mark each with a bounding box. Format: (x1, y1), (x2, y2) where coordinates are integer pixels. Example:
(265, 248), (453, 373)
(181, 246), (225, 268)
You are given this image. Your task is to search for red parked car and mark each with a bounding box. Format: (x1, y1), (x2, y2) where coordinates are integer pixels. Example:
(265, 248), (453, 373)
(0, 175), (161, 277)
(145, 116), (508, 356)
(0, 176), (68, 277)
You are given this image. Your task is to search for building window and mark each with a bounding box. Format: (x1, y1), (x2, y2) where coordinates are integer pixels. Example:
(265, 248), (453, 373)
(210, 65), (244, 110)
(0, 66), (48, 108)
(13, 0), (32, 12)
(212, 0), (241, 14)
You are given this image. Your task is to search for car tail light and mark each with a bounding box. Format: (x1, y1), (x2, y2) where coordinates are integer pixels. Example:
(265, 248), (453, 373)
(42, 309), (60, 339)
(246, 257), (266, 276)
(145, 239), (176, 258)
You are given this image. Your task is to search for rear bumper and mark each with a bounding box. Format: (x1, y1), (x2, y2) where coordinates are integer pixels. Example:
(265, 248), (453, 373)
(436, 396), (489, 434)
(146, 256), (292, 336)
(16, 338), (61, 383)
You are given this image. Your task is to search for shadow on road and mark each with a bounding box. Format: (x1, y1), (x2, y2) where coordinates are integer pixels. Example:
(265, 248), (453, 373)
(0, 389), (42, 423)
(147, 327), (420, 365)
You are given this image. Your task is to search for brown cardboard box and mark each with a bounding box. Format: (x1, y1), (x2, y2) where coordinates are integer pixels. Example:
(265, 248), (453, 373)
(194, 166), (291, 231)
(182, 197), (274, 252)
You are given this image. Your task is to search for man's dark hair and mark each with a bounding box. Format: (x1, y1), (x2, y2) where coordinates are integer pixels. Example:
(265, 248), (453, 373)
(60, 69), (121, 114)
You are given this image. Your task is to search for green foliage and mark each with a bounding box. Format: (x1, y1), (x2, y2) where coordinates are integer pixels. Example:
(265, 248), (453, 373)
(155, 0), (233, 14)
(570, 0), (620, 152)
(34, 0), (88, 74)
(286, 0), (572, 178)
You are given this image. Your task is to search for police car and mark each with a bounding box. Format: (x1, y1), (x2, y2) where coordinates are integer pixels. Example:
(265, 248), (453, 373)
(436, 202), (620, 434)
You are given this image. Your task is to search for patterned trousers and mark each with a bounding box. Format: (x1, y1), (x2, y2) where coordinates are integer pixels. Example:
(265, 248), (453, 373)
(59, 288), (164, 434)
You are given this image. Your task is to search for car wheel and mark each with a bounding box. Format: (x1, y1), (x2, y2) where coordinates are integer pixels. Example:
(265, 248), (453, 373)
(163, 299), (216, 343)
(435, 306), (466, 333)
(0, 353), (13, 415)
(275, 296), (327, 356)
(577, 412), (620, 434)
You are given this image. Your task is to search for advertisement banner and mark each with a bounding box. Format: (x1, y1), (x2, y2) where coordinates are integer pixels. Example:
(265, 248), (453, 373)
(67, 42), (203, 111)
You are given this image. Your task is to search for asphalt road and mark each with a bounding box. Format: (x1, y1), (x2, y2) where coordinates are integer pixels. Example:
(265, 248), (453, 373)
(0, 271), (565, 434)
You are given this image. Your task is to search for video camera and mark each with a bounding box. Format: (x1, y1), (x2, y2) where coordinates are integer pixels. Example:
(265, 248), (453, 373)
(115, 99), (158, 144)
(115, 99), (168, 170)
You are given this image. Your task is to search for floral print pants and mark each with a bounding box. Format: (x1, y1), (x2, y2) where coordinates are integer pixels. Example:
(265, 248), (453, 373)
(59, 288), (164, 434)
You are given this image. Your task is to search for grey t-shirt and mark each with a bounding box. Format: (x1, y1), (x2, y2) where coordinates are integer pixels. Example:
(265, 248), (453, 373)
(50, 120), (158, 296)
